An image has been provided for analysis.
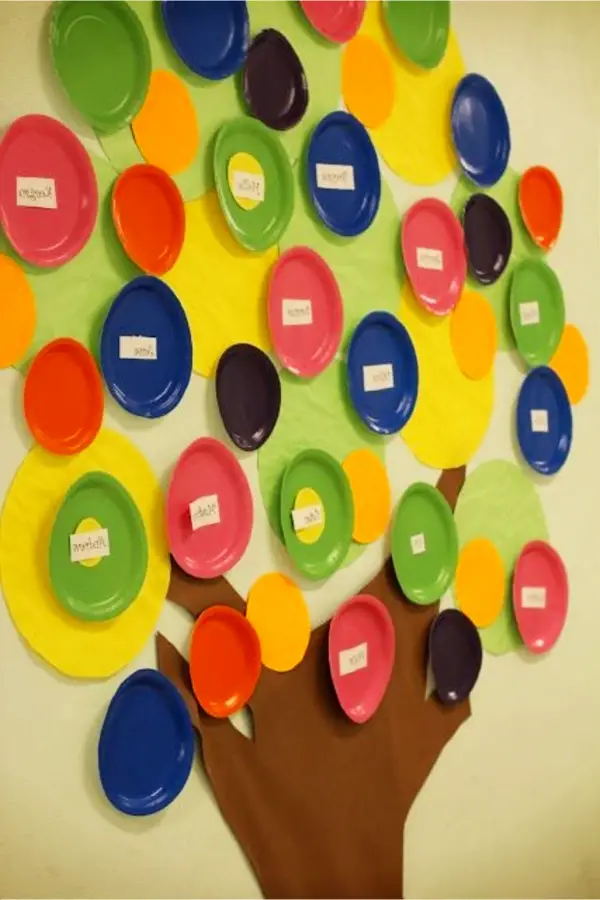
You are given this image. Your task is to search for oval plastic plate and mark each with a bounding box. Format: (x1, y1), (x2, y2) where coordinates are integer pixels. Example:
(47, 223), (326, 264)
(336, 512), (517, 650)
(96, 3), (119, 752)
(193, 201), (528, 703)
(243, 29), (308, 131)
(299, 0), (365, 43)
(518, 165), (563, 252)
(512, 540), (568, 654)
(463, 193), (512, 286)
(429, 609), (482, 705)
(383, 0), (450, 70)
(509, 259), (565, 367)
(216, 343), (281, 451)
(516, 366), (572, 476)
(160, 0), (249, 80)
(451, 73), (510, 188)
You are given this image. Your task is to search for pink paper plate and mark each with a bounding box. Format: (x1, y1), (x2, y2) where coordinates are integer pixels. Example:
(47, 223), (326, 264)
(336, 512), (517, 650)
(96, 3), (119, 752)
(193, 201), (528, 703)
(512, 540), (568, 654)
(0, 114), (98, 267)
(328, 593), (395, 724)
(401, 198), (466, 316)
(267, 246), (343, 378)
(166, 437), (253, 579)
(299, 1), (366, 44)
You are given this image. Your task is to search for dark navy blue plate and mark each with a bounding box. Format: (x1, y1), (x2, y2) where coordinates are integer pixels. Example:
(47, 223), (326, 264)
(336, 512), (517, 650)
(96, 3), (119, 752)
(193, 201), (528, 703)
(516, 366), (572, 475)
(307, 111), (380, 237)
(451, 73), (510, 188)
(98, 669), (195, 816)
(161, 0), (249, 80)
(100, 275), (192, 419)
(346, 311), (418, 435)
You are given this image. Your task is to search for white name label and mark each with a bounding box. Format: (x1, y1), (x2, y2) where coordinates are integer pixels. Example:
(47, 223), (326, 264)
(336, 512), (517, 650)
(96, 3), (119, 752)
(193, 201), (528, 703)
(282, 298), (313, 326)
(416, 247), (444, 271)
(521, 586), (547, 609)
(316, 163), (355, 191)
(363, 363), (394, 393)
(16, 176), (57, 209)
(519, 301), (540, 326)
(292, 503), (323, 532)
(410, 532), (426, 555)
(189, 494), (220, 530)
(530, 409), (549, 433)
(70, 528), (110, 563)
(119, 335), (158, 360)
(232, 170), (264, 203)
(339, 642), (368, 676)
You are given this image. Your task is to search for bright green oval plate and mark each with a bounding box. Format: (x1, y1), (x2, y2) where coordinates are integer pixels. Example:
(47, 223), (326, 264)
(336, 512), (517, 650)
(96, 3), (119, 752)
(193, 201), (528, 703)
(391, 482), (458, 605)
(49, 471), (148, 622)
(383, 0), (450, 70)
(509, 259), (565, 367)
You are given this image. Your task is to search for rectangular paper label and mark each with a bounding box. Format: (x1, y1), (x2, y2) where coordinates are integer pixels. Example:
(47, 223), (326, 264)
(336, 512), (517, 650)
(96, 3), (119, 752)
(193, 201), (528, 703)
(316, 163), (355, 191)
(416, 247), (444, 271)
(530, 409), (549, 433)
(292, 504), (323, 532)
(519, 301), (540, 326)
(363, 363), (394, 393)
(189, 494), (220, 531)
(119, 335), (158, 360)
(521, 586), (547, 609)
(16, 176), (57, 209)
(232, 170), (265, 203)
(410, 532), (426, 555)
(282, 298), (313, 326)
(70, 528), (110, 563)
(339, 642), (368, 677)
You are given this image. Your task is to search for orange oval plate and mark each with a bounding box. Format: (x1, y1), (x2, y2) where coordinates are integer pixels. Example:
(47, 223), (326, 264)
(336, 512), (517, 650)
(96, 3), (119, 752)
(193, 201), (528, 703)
(518, 165), (563, 251)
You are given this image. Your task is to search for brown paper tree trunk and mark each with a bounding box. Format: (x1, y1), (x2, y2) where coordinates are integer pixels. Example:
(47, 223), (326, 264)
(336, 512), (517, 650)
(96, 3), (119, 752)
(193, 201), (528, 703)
(157, 466), (469, 899)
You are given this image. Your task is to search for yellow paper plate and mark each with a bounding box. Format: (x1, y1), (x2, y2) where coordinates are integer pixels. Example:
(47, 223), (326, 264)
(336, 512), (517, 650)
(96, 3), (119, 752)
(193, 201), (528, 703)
(549, 323), (589, 405)
(342, 449), (391, 544)
(0, 254), (36, 368)
(246, 572), (311, 672)
(454, 537), (505, 628)
(450, 289), (498, 381)
(132, 69), (199, 175)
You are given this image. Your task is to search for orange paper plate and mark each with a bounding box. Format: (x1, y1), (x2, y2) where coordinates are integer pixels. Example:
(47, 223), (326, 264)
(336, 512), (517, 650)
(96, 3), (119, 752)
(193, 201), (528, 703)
(518, 165), (563, 251)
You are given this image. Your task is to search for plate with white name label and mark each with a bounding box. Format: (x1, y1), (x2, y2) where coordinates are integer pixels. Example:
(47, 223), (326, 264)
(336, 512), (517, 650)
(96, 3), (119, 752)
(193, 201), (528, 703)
(509, 258), (565, 367)
(512, 540), (568, 653)
(516, 366), (572, 475)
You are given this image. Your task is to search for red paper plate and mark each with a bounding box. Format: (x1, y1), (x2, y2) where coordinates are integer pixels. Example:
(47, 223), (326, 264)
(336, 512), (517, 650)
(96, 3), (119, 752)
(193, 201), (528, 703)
(512, 540), (568, 654)
(267, 246), (343, 377)
(299, 0), (366, 44)
(0, 114), (98, 267)
(190, 605), (261, 718)
(166, 437), (253, 579)
(402, 198), (466, 316)
(518, 166), (563, 252)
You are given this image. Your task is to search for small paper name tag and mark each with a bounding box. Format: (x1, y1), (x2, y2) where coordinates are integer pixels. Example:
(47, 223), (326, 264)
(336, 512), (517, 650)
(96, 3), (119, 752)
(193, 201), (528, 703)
(282, 298), (313, 326)
(416, 247), (444, 271)
(119, 336), (158, 360)
(530, 409), (549, 433)
(410, 532), (426, 555)
(521, 586), (547, 609)
(339, 642), (368, 676)
(189, 494), (220, 530)
(292, 504), (323, 532)
(519, 301), (540, 326)
(16, 176), (57, 209)
(232, 170), (265, 203)
(363, 363), (394, 393)
(316, 163), (355, 191)
(70, 528), (110, 563)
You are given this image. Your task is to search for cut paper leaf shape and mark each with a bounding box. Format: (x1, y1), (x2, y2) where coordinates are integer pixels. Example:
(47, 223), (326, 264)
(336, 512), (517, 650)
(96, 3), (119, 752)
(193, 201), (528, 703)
(132, 69), (199, 175)
(454, 538), (505, 628)
(246, 572), (311, 672)
(342, 449), (391, 544)
(450, 289), (498, 381)
(342, 35), (395, 130)
(549, 324), (589, 405)
(0, 254), (36, 368)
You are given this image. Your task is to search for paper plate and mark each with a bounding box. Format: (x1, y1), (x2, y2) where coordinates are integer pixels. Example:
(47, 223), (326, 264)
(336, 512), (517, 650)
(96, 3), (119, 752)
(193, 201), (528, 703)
(299, 0), (365, 43)
(402, 198), (466, 315)
(463, 193), (512, 286)
(243, 29), (308, 131)
(383, 0), (450, 69)
(0, 114), (98, 267)
(190, 605), (261, 717)
(342, 449), (391, 544)
(328, 594), (395, 724)
(216, 343), (281, 451)
(307, 111), (381, 237)
(512, 540), (568, 654)
(49, 471), (148, 622)
(246, 572), (311, 673)
(100, 276), (192, 419)
(213, 117), (294, 252)
(24, 338), (103, 455)
(346, 311), (418, 435)
(516, 366), (572, 476)
(161, 0), (249, 80)
(518, 166), (563, 252)
(51, 0), (151, 133)
(167, 438), (253, 578)
(509, 259), (565, 366)
(280, 449), (353, 581)
(98, 669), (194, 815)
(429, 609), (482, 705)
(112, 164), (185, 276)
(391, 482), (458, 605)
(451, 74), (511, 188)
(267, 246), (343, 377)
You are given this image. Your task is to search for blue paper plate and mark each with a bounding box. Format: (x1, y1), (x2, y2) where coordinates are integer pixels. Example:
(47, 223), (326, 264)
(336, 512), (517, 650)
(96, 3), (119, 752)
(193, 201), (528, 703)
(347, 311), (418, 435)
(161, 0), (249, 80)
(98, 669), (195, 816)
(516, 366), (572, 476)
(306, 111), (381, 237)
(100, 275), (192, 419)
(451, 73), (510, 188)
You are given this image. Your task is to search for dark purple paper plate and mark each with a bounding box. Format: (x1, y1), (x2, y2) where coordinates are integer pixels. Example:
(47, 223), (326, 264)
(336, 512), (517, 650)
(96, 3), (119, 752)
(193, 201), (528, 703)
(242, 29), (308, 131)
(216, 343), (281, 451)
(429, 609), (482, 706)
(463, 193), (512, 286)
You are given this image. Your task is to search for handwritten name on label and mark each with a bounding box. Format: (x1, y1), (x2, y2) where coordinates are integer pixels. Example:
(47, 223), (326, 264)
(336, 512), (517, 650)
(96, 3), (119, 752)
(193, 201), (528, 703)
(292, 503), (323, 532)
(521, 586), (547, 609)
(232, 170), (265, 203)
(519, 301), (540, 326)
(410, 532), (426, 555)
(339, 642), (368, 676)
(316, 163), (355, 191)
(282, 298), (313, 326)
(363, 363), (394, 393)
(16, 176), (57, 209)
(189, 494), (220, 531)
(70, 528), (110, 563)
(530, 409), (549, 433)
(416, 247), (444, 271)
(119, 336), (158, 360)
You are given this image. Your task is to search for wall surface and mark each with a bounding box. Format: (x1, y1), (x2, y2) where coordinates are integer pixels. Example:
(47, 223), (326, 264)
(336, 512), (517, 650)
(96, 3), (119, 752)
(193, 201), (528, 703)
(0, 2), (599, 899)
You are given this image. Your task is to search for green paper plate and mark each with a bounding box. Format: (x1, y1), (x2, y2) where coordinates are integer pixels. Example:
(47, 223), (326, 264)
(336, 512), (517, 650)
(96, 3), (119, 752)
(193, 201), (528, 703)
(391, 482), (458, 605)
(383, 0), (450, 70)
(280, 449), (353, 581)
(49, 471), (148, 622)
(51, 0), (151, 134)
(213, 118), (294, 252)
(509, 259), (565, 367)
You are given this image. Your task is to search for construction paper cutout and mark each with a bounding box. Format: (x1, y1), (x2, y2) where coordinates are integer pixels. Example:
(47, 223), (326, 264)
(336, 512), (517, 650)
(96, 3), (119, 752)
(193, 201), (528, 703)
(0, 254), (36, 367)
(246, 572), (311, 672)
(549, 323), (589, 405)
(132, 69), (199, 175)
(518, 165), (563, 251)
(293, 487), (326, 545)
(342, 35), (395, 130)
(342, 449), (391, 544)
(0, 428), (169, 678)
(227, 152), (264, 212)
(454, 460), (549, 656)
(450, 289), (498, 380)
(454, 538), (504, 628)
